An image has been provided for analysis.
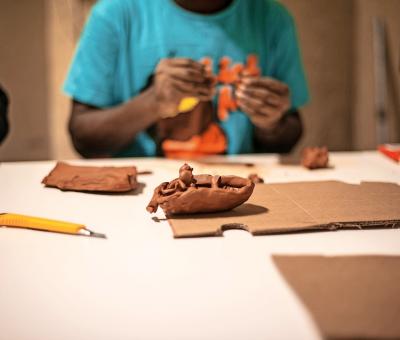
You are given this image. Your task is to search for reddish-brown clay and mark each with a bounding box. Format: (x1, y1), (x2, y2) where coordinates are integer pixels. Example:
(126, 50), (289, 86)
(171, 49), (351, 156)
(42, 162), (138, 192)
(147, 163), (255, 215)
(301, 146), (329, 169)
(248, 173), (264, 184)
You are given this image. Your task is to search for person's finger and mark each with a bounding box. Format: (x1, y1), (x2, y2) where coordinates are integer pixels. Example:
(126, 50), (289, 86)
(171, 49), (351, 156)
(164, 58), (205, 71)
(241, 76), (289, 95)
(181, 80), (214, 96)
(197, 92), (215, 101)
(195, 86), (215, 101)
(236, 90), (268, 110)
(257, 103), (282, 118)
(170, 79), (214, 99)
(238, 82), (291, 111)
(236, 85), (282, 108)
(238, 98), (282, 129)
(237, 95), (281, 118)
(156, 59), (204, 81)
(237, 98), (258, 116)
(166, 67), (208, 84)
(238, 98), (275, 128)
(235, 90), (266, 108)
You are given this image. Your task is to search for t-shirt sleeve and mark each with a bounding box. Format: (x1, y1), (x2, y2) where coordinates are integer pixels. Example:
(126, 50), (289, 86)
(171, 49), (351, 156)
(270, 3), (310, 111)
(63, 4), (119, 108)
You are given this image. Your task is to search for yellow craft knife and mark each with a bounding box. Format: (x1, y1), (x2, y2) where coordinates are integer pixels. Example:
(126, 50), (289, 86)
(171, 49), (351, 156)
(0, 213), (106, 238)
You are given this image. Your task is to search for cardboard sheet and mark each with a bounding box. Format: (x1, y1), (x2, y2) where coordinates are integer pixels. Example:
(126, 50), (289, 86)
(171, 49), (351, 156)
(273, 255), (400, 339)
(167, 181), (400, 238)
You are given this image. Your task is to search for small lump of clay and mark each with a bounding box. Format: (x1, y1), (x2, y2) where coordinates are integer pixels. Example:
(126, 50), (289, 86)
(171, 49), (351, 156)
(248, 173), (264, 184)
(147, 163), (255, 215)
(301, 147), (329, 169)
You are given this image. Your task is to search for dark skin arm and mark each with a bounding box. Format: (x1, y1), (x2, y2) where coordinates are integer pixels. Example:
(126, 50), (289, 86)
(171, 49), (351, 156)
(69, 58), (213, 158)
(253, 111), (303, 153)
(236, 76), (303, 153)
(69, 87), (159, 158)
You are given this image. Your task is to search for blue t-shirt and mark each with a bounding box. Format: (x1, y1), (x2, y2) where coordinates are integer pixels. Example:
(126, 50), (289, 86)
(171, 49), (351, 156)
(64, 0), (309, 157)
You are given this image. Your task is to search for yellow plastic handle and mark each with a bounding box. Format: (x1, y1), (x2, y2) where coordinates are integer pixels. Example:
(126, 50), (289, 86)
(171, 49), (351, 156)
(0, 213), (84, 235)
(178, 97), (199, 113)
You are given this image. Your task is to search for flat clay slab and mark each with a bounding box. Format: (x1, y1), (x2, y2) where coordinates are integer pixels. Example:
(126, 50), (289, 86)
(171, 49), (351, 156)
(273, 255), (400, 339)
(167, 180), (400, 238)
(42, 162), (138, 192)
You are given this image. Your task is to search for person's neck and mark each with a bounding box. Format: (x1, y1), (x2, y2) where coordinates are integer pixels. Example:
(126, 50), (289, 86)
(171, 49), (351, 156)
(173, 0), (233, 14)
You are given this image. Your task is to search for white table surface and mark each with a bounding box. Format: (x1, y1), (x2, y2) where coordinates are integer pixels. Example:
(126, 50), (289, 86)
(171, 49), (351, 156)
(0, 151), (399, 340)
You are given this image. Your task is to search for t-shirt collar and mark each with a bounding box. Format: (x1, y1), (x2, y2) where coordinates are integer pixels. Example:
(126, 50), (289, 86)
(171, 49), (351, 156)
(166, 0), (241, 21)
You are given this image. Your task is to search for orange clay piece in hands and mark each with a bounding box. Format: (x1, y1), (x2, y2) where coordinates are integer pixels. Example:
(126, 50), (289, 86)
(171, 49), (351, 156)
(201, 57), (213, 76)
(232, 63), (244, 84)
(217, 54), (262, 121)
(242, 54), (261, 77)
(201, 56), (217, 88)
(217, 56), (237, 84)
(218, 86), (238, 121)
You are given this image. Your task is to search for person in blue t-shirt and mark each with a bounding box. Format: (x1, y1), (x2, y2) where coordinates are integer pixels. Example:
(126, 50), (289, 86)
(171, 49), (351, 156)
(65, 0), (309, 158)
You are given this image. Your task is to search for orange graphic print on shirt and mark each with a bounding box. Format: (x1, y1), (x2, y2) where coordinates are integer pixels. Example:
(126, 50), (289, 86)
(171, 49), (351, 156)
(217, 54), (261, 121)
(162, 54), (261, 159)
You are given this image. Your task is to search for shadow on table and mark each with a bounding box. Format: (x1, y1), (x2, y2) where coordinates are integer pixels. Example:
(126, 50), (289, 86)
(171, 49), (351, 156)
(152, 203), (267, 222)
(49, 182), (146, 196)
(279, 153), (335, 169)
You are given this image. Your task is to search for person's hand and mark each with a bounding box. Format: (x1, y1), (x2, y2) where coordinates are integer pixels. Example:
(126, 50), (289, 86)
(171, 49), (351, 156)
(151, 58), (215, 118)
(236, 76), (291, 131)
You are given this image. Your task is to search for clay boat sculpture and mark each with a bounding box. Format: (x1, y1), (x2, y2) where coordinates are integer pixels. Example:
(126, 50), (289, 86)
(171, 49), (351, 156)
(147, 163), (255, 215)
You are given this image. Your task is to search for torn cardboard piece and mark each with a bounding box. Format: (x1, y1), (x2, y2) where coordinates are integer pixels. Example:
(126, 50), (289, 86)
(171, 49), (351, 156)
(167, 180), (400, 238)
(42, 162), (138, 193)
(273, 255), (400, 339)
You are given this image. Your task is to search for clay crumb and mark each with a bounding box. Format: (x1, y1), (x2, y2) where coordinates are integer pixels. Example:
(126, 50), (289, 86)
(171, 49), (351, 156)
(301, 146), (329, 170)
(248, 173), (264, 183)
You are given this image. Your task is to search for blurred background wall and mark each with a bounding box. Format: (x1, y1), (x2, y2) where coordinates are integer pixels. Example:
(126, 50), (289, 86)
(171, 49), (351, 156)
(0, 0), (399, 161)
(351, 0), (400, 150)
(0, 0), (51, 160)
(281, 0), (355, 151)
